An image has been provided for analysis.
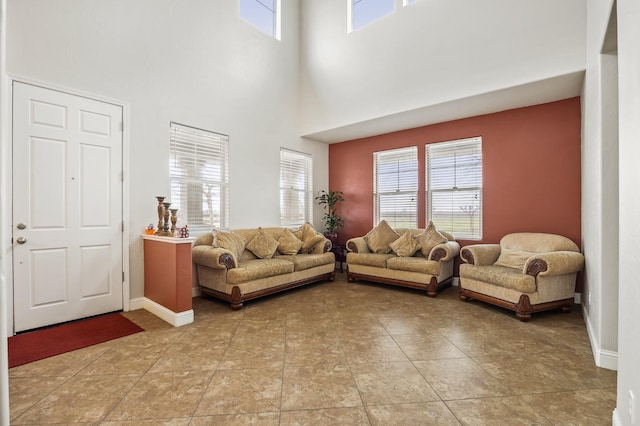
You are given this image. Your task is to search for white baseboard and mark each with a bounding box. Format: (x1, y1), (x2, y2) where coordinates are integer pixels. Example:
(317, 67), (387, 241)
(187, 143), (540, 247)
(583, 303), (618, 371)
(128, 297), (193, 327)
(192, 286), (201, 298)
(451, 277), (459, 287)
(612, 408), (622, 426)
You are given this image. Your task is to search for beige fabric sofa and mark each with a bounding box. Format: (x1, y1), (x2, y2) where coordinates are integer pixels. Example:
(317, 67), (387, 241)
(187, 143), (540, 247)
(192, 226), (335, 309)
(346, 221), (461, 297)
(459, 232), (585, 321)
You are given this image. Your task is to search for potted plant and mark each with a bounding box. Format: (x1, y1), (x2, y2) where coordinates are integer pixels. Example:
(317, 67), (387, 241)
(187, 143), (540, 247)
(315, 190), (345, 244)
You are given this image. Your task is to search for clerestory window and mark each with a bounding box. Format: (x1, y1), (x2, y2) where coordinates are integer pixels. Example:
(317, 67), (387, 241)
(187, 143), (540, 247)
(348, 0), (395, 32)
(240, 0), (281, 40)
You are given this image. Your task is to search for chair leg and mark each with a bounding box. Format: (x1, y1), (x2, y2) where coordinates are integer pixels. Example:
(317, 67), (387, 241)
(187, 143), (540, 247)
(515, 294), (533, 321)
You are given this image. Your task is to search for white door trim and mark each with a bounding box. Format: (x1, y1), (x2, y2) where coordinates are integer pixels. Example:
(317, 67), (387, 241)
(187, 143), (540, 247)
(5, 75), (131, 334)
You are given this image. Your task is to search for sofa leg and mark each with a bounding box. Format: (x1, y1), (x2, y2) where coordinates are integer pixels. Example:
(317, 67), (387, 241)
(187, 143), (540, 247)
(515, 294), (533, 321)
(562, 304), (572, 313)
(459, 289), (470, 302)
(230, 286), (243, 310)
(425, 277), (439, 297)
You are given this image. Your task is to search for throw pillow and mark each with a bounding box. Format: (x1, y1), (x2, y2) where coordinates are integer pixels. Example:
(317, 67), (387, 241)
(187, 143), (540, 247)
(414, 221), (448, 258)
(389, 231), (421, 257)
(294, 222), (325, 253)
(212, 229), (247, 262)
(494, 248), (535, 270)
(277, 229), (304, 255)
(364, 220), (400, 254)
(246, 227), (280, 259)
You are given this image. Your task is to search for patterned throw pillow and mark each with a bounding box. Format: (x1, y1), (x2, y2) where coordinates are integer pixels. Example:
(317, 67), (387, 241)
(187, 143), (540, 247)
(212, 229), (247, 262)
(389, 231), (421, 257)
(277, 229), (304, 255)
(294, 222), (325, 253)
(246, 227), (280, 259)
(364, 220), (400, 254)
(414, 222), (448, 258)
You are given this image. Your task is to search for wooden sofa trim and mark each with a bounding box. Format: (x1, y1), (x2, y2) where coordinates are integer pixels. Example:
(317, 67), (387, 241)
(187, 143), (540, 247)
(200, 271), (336, 310)
(458, 287), (573, 321)
(347, 268), (452, 297)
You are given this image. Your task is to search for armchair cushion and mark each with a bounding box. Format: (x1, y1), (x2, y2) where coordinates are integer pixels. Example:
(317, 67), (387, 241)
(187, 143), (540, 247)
(364, 220), (400, 253)
(494, 248), (536, 270)
(459, 264), (536, 293)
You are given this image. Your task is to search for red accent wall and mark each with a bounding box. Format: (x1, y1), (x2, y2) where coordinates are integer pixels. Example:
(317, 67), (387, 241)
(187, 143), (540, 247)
(328, 98), (582, 250)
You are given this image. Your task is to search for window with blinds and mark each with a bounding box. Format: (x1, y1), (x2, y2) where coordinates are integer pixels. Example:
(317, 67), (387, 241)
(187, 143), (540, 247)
(169, 123), (229, 230)
(280, 149), (312, 227)
(373, 146), (418, 228)
(426, 137), (482, 240)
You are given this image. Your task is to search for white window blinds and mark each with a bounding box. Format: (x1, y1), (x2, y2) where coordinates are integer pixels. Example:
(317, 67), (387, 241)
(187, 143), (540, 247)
(280, 149), (312, 227)
(426, 137), (482, 239)
(170, 123), (229, 230)
(374, 146), (418, 228)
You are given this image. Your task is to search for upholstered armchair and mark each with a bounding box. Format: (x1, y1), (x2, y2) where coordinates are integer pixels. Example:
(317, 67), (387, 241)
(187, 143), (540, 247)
(459, 233), (584, 321)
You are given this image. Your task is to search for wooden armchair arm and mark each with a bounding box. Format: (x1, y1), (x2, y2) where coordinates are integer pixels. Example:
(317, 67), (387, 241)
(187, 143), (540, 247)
(460, 244), (501, 265)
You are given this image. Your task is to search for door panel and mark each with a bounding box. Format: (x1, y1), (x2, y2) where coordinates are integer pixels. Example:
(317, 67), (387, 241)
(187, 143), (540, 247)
(13, 82), (124, 332)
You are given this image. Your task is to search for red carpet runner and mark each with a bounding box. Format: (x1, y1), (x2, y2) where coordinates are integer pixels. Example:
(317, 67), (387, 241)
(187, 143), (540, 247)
(8, 313), (144, 368)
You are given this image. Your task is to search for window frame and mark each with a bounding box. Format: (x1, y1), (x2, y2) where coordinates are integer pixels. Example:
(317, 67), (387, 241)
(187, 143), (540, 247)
(373, 146), (419, 229)
(426, 137), (483, 240)
(280, 148), (313, 228)
(169, 122), (229, 231)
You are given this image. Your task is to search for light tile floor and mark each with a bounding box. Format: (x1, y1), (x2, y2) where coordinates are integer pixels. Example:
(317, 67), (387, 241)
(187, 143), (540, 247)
(9, 273), (617, 425)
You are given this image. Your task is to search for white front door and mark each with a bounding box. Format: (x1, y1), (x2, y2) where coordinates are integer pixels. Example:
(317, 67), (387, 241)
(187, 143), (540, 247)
(12, 82), (124, 333)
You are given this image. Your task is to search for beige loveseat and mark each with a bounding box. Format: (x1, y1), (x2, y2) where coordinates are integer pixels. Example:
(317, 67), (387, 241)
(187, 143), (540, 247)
(192, 224), (335, 309)
(459, 232), (585, 321)
(346, 221), (461, 297)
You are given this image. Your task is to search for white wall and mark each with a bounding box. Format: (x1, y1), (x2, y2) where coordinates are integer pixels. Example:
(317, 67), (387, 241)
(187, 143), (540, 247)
(299, 0), (586, 136)
(582, 0), (619, 370)
(615, 0), (640, 423)
(0, 0), (10, 422)
(4, 0), (329, 306)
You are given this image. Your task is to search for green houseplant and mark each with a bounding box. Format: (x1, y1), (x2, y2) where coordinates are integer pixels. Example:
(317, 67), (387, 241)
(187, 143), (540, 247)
(315, 190), (345, 243)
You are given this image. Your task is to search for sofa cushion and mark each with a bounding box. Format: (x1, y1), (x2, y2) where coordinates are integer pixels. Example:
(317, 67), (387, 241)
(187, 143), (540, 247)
(494, 248), (534, 270)
(213, 230), (247, 262)
(277, 229), (304, 255)
(294, 222), (325, 253)
(227, 258), (295, 284)
(347, 252), (396, 268)
(276, 252), (335, 271)
(459, 264), (536, 293)
(246, 227), (280, 259)
(364, 220), (400, 254)
(389, 231), (421, 257)
(386, 256), (440, 275)
(415, 222), (448, 258)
